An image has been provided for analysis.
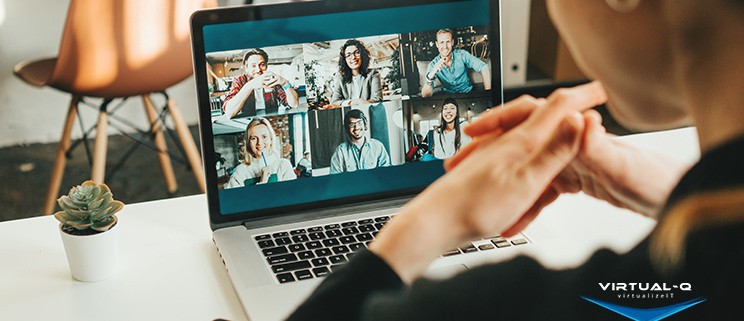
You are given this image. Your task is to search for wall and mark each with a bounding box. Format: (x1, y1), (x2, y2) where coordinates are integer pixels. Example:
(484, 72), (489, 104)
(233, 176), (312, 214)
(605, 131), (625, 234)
(0, 0), (199, 148)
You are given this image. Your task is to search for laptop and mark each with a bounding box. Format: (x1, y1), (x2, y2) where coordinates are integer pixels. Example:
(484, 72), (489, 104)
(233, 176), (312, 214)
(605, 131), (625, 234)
(190, 1), (551, 319)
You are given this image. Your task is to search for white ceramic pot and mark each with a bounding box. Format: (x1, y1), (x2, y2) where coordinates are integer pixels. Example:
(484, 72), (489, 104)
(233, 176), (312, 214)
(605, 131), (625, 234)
(59, 224), (120, 282)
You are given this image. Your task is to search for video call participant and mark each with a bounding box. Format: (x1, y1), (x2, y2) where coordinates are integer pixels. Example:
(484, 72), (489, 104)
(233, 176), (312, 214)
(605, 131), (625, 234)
(222, 48), (299, 119)
(421, 29), (491, 97)
(330, 109), (390, 173)
(331, 39), (383, 107)
(431, 98), (471, 159)
(226, 118), (295, 188)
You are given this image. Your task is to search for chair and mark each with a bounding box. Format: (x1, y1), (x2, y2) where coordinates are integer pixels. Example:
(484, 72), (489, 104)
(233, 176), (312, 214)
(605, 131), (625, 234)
(13, 0), (216, 214)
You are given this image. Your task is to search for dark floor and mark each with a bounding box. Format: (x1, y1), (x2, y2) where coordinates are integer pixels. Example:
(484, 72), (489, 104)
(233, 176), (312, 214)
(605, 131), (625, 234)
(0, 125), (203, 222)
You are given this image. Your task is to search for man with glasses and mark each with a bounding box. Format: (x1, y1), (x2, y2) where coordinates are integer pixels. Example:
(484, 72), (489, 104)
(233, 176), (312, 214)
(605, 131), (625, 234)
(421, 29), (491, 97)
(223, 48), (299, 118)
(330, 109), (390, 174)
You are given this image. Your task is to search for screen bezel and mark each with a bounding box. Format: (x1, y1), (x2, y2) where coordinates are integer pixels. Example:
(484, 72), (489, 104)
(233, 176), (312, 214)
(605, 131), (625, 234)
(190, 0), (503, 228)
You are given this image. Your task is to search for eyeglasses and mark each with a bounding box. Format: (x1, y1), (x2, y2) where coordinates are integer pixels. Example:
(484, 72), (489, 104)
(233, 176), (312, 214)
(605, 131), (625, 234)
(347, 119), (365, 128)
(344, 50), (361, 59)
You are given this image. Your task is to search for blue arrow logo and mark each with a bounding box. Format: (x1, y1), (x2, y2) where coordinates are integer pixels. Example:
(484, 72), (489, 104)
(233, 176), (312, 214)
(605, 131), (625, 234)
(581, 296), (706, 321)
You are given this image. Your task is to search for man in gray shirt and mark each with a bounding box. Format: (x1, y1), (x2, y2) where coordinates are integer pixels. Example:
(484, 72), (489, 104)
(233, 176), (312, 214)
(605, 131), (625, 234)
(330, 109), (390, 173)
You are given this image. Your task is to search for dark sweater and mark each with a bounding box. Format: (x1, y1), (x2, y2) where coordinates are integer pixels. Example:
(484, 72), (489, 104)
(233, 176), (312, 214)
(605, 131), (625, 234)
(287, 135), (744, 321)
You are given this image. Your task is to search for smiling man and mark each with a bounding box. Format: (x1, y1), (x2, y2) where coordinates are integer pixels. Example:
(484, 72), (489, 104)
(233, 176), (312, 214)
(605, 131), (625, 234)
(329, 109), (390, 174)
(222, 48), (299, 118)
(421, 29), (491, 97)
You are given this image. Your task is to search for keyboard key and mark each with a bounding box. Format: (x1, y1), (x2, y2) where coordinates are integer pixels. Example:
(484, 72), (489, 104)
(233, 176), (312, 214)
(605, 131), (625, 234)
(348, 243), (366, 252)
(443, 248), (461, 256)
(307, 226), (324, 233)
(262, 246), (288, 256)
(288, 244), (306, 252)
(374, 216), (390, 222)
(297, 250), (315, 260)
(315, 248), (332, 257)
(512, 239), (528, 245)
(324, 224), (340, 230)
(257, 239), (275, 248)
(325, 230), (343, 238)
(305, 241), (322, 250)
(312, 267), (330, 277)
(275, 237), (292, 246)
(311, 257), (329, 267)
(490, 237), (506, 243)
(308, 232), (326, 240)
(329, 255), (347, 264)
(276, 272), (295, 283)
(339, 236), (356, 244)
(322, 238), (340, 247)
(272, 232), (289, 238)
(357, 219), (374, 225)
(460, 244), (478, 253)
(374, 223), (385, 230)
(356, 233), (373, 242)
(341, 227), (360, 235)
(494, 241), (512, 248)
(332, 245), (350, 255)
(290, 229), (306, 235)
(341, 221), (357, 227)
(272, 260), (311, 273)
(292, 235), (309, 243)
(358, 224), (375, 232)
(478, 243), (496, 251)
(346, 252), (356, 260)
(255, 234), (271, 241)
(295, 269), (313, 281)
(267, 253), (297, 265)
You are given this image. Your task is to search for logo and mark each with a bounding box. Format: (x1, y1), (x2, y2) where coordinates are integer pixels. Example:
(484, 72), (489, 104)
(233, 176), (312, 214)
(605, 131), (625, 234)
(581, 281), (705, 320)
(582, 296), (706, 321)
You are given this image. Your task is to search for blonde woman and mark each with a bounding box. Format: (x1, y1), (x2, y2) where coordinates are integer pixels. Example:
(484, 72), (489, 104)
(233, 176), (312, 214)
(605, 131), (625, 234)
(289, 0), (744, 319)
(226, 118), (295, 188)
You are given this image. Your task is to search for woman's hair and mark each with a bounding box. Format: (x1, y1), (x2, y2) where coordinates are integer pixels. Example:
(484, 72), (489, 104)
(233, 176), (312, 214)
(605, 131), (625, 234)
(650, 188), (744, 275)
(438, 97), (462, 151)
(242, 117), (278, 165)
(338, 39), (371, 83)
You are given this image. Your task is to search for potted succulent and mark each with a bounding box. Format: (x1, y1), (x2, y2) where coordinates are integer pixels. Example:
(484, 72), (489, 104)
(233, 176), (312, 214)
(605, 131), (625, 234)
(54, 180), (124, 282)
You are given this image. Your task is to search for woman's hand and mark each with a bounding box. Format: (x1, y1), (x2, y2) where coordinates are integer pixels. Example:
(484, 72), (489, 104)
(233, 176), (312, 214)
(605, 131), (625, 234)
(447, 82), (690, 237)
(258, 166), (272, 184)
(369, 82), (607, 283)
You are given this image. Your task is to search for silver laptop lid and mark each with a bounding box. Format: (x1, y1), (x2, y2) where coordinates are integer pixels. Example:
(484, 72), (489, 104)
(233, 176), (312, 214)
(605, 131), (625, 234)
(190, 0), (503, 230)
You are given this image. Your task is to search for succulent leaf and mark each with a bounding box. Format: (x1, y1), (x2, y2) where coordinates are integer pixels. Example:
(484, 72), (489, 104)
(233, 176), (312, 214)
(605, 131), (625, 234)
(55, 180), (124, 233)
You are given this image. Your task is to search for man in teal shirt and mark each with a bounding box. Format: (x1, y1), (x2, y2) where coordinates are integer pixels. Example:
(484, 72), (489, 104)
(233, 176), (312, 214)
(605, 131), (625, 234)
(330, 109), (390, 173)
(422, 29), (491, 97)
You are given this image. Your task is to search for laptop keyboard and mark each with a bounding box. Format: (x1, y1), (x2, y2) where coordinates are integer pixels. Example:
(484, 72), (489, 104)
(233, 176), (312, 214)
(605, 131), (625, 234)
(253, 215), (530, 284)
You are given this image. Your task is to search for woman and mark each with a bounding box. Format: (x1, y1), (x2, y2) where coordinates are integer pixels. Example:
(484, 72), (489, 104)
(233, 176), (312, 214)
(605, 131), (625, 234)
(288, 0), (744, 319)
(431, 98), (471, 159)
(330, 39), (382, 106)
(226, 117), (295, 188)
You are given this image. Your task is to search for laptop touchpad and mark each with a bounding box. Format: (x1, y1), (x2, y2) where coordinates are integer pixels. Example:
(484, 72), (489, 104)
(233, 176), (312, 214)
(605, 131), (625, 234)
(424, 264), (469, 280)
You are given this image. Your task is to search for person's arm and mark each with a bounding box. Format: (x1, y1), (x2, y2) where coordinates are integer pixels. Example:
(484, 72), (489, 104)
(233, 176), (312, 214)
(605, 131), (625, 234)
(368, 71), (382, 103)
(264, 71), (299, 108)
(329, 147), (344, 174)
(480, 67), (491, 91)
(421, 59), (442, 98)
(224, 77), (261, 118)
(331, 75), (346, 106)
(278, 159), (297, 181)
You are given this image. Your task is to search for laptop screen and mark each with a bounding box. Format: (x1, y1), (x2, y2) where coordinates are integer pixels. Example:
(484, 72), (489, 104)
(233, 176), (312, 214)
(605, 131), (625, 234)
(193, 0), (502, 224)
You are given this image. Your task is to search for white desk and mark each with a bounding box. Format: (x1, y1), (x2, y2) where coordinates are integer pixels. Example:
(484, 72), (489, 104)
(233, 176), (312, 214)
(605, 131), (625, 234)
(0, 127), (700, 321)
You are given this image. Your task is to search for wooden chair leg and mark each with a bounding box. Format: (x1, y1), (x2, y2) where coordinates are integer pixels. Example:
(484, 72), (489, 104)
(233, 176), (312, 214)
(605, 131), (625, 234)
(44, 96), (80, 215)
(143, 95), (178, 193)
(91, 107), (109, 184)
(166, 99), (206, 193)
